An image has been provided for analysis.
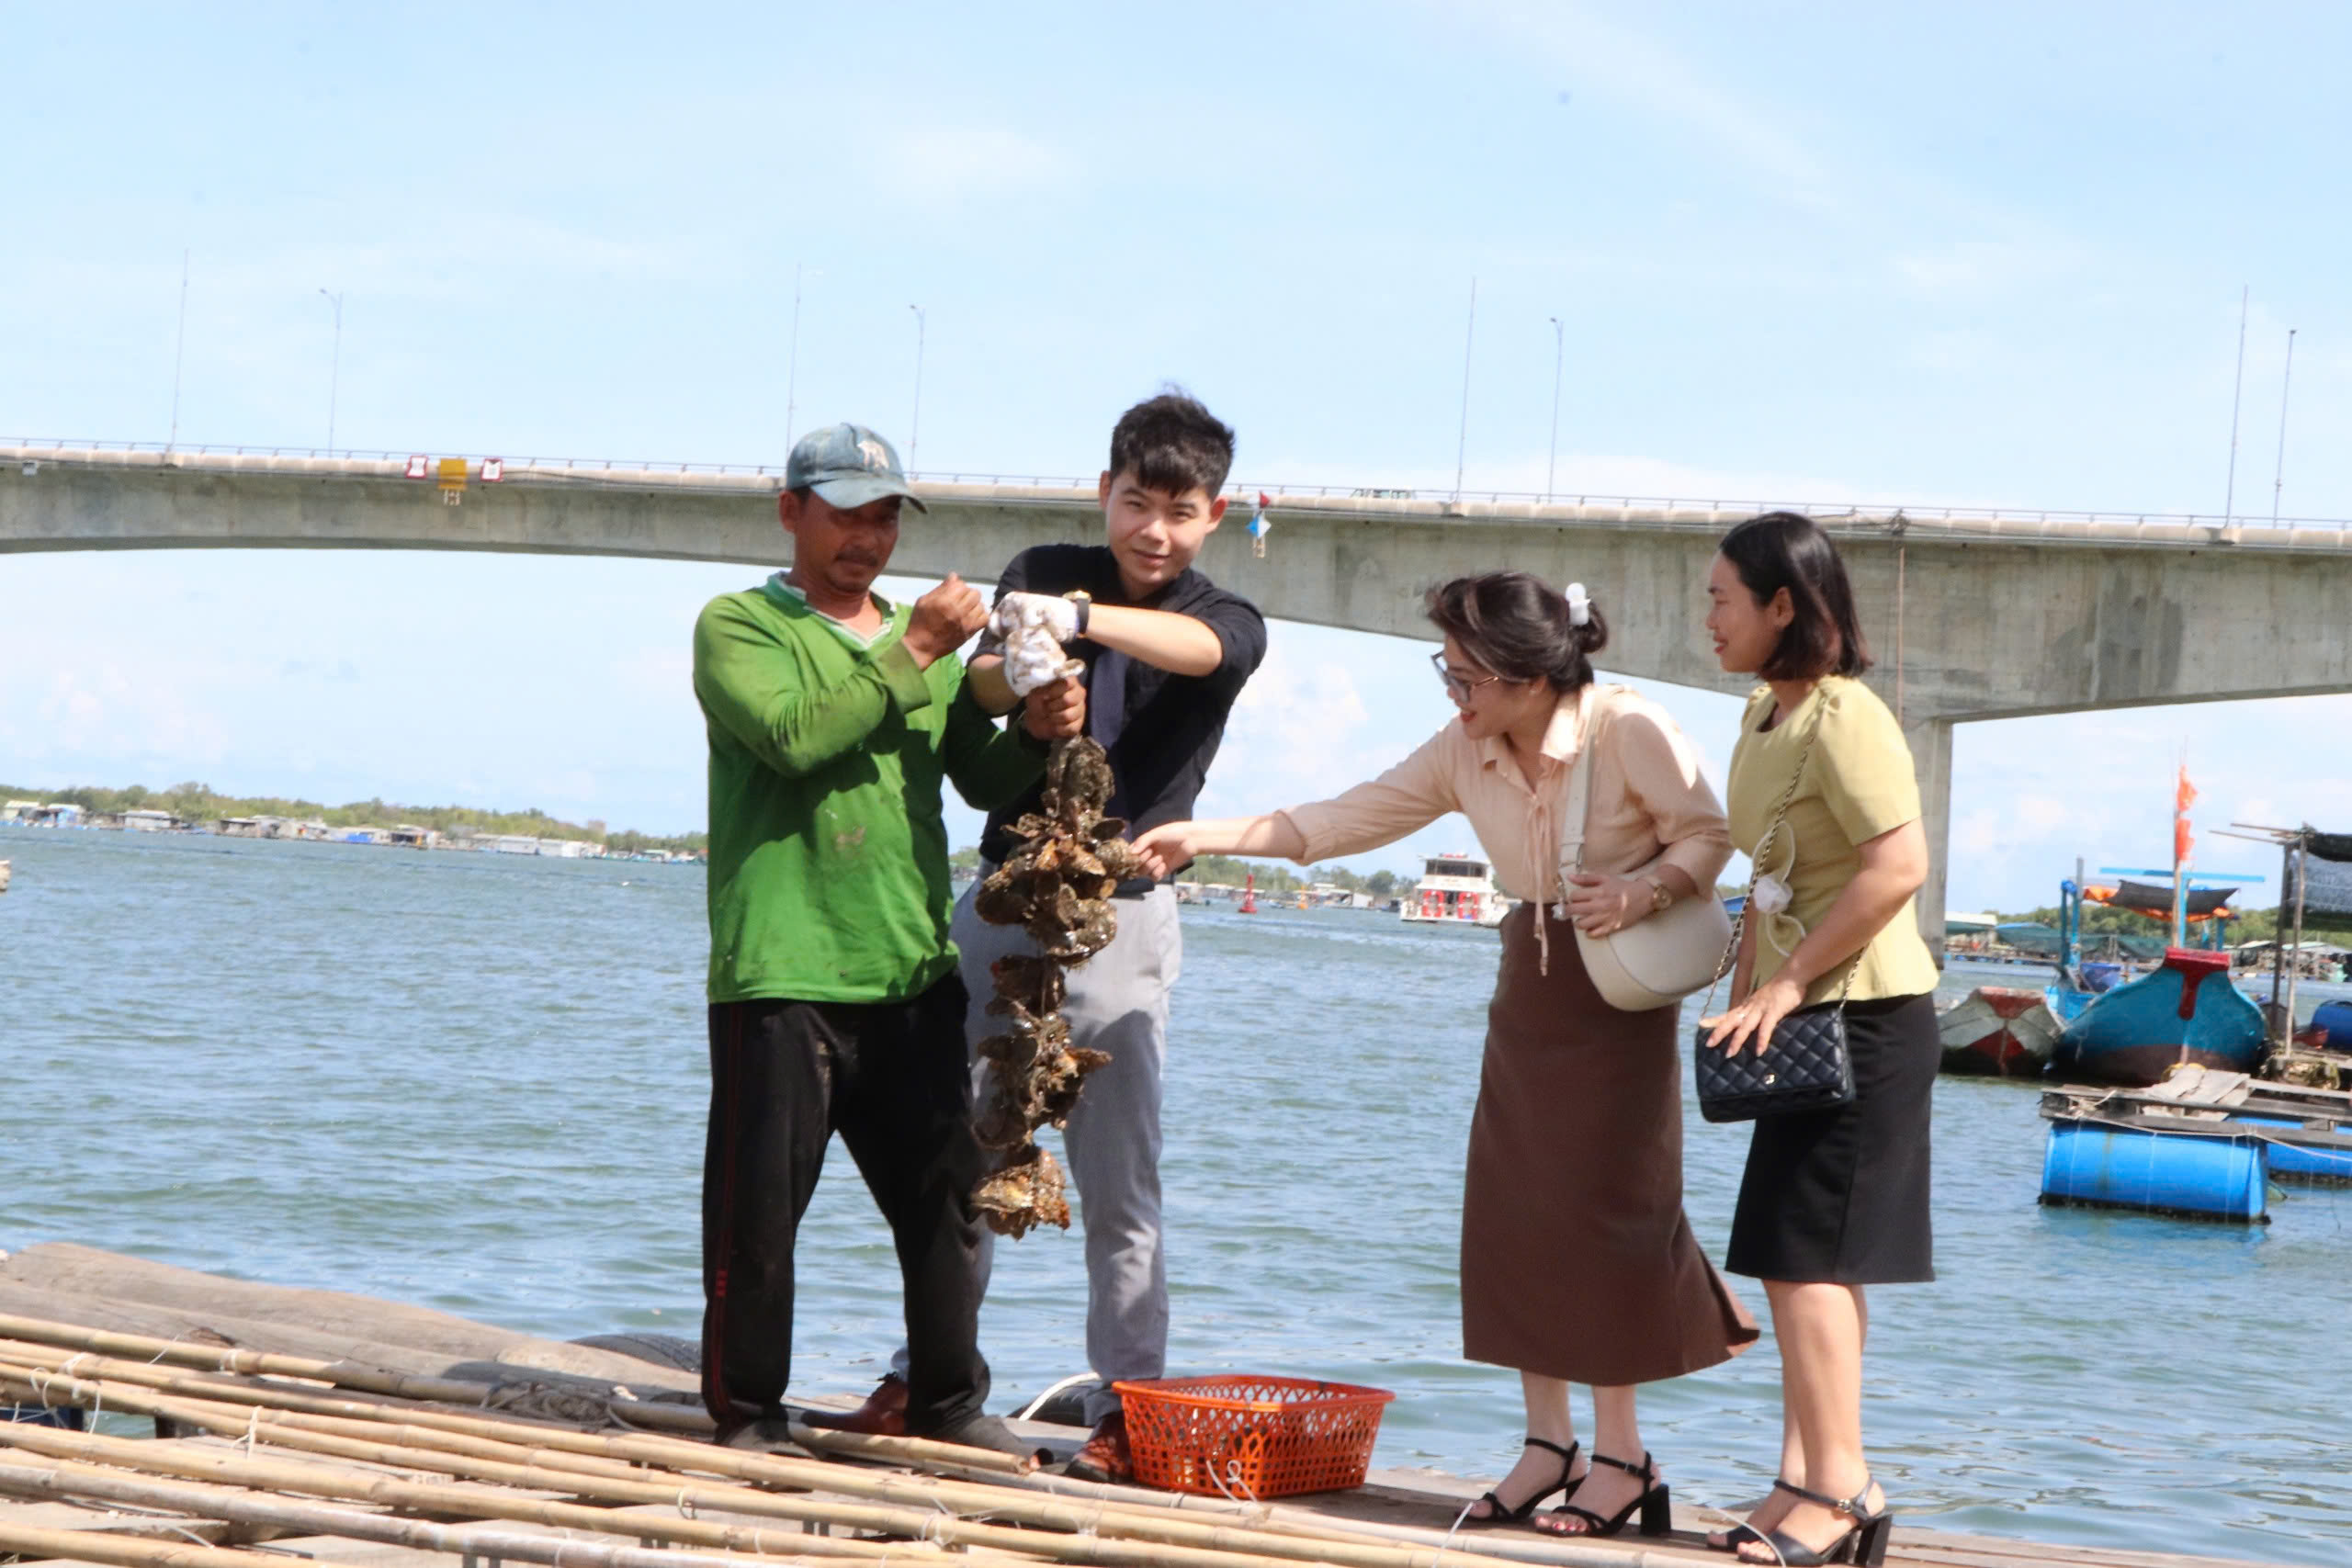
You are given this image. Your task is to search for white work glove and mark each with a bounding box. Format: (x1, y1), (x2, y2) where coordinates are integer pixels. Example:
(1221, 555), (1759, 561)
(989, 592), (1080, 645)
(991, 592), (1085, 697)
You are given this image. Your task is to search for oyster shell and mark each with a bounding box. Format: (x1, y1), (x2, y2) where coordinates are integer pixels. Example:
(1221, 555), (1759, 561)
(968, 735), (1139, 1236)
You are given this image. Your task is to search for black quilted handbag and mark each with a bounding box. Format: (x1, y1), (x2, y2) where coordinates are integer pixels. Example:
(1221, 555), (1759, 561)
(1693, 998), (1852, 1122)
(1692, 701), (1859, 1123)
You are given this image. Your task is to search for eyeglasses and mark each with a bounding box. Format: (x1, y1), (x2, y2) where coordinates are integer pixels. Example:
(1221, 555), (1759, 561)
(1430, 652), (1504, 701)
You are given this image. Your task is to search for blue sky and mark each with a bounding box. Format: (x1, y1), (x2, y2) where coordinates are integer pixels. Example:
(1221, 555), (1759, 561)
(6, 2), (2349, 911)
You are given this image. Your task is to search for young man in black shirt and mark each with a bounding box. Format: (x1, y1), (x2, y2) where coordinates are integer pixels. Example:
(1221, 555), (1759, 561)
(829, 392), (1266, 1481)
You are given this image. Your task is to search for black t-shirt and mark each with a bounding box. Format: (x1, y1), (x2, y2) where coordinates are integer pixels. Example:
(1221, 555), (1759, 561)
(978, 544), (1267, 872)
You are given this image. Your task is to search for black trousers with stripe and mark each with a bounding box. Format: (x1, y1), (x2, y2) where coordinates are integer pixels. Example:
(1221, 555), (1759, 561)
(699, 977), (991, 1434)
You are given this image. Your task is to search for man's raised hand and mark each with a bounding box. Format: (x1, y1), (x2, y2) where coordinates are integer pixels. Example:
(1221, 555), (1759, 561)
(901, 573), (989, 667)
(1022, 675), (1087, 741)
(989, 591), (1080, 645)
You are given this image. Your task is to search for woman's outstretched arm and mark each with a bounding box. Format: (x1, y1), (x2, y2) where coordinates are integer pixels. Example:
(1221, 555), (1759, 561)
(1131, 816), (1306, 880)
(1135, 727), (1460, 882)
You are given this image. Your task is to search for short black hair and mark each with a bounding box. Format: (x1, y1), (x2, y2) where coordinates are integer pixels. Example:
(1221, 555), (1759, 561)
(1424, 571), (1608, 693)
(1717, 511), (1871, 681)
(1107, 389), (1235, 498)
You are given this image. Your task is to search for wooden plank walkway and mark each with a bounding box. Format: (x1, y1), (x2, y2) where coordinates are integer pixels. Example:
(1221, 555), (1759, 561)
(0, 1245), (2312, 1568)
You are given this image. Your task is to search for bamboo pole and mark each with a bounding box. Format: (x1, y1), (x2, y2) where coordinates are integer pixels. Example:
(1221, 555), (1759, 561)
(0, 1331), (1017, 1475)
(0, 1456), (848, 1568)
(1258, 1509), (1701, 1568)
(0, 1518), (297, 1568)
(0, 1412), (1455, 1568)
(0, 1311), (548, 1405)
(0, 1421), (930, 1562)
(6, 1362), (1218, 1539)
(0, 1313), (1021, 1472)
(0, 1347), (1196, 1529)
(0, 1367), (1565, 1568)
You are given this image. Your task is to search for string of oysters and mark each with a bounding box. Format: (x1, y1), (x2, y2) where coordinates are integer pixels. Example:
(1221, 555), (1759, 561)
(969, 734), (1146, 1237)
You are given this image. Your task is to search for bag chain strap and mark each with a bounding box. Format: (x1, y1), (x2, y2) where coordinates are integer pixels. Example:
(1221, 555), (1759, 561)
(1702, 694), (1860, 1017)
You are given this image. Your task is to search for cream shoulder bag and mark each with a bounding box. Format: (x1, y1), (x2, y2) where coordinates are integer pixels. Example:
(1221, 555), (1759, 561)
(1558, 702), (1734, 1012)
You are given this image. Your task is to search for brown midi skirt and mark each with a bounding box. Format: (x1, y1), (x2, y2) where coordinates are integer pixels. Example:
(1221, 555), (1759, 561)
(1461, 905), (1758, 1385)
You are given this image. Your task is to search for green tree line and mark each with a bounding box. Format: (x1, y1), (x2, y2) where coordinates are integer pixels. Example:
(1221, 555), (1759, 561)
(2001, 900), (2352, 943)
(3, 780), (707, 854)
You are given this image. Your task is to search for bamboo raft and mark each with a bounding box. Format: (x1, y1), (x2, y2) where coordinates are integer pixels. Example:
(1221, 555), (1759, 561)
(0, 1247), (2292, 1568)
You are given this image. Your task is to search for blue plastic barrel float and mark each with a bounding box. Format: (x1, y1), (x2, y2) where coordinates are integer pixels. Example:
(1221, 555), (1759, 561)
(2308, 998), (2352, 1047)
(2230, 1114), (2352, 1184)
(2040, 1119), (2269, 1222)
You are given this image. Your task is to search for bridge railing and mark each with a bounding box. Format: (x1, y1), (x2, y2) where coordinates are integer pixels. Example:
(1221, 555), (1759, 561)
(7, 436), (2349, 535)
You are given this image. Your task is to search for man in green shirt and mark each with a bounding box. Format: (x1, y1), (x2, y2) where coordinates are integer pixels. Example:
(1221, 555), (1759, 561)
(694, 423), (1081, 1456)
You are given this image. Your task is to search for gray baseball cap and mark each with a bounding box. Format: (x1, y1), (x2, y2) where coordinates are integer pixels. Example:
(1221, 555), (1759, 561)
(785, 423), (928, 513)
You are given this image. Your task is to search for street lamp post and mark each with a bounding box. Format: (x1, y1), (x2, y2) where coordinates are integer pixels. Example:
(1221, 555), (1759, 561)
(2222, 285), (2248, 525)
(2270, 327), (2298, 525)
(908, 304), (926, 471)
(1452, 277), (1476, 502)
(1545, 316), (1564, 502)
(786, 264), (805, 445)
(317, 288), (345, 454)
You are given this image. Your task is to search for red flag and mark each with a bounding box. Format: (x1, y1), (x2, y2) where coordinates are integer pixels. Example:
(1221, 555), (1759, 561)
(2174, 766), (2196, 865)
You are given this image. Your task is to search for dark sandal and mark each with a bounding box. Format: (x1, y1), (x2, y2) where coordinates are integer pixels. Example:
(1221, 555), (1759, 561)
(1462, 1437), (1580, 1528)
(1735, 1477), (1891, 1566)
(1540, 1450), (1670, 1539)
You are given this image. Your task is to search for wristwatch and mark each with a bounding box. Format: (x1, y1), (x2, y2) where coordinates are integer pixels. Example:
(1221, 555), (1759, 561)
(1644, 874), (1673, 914)
(1064, 591), (1091, 638)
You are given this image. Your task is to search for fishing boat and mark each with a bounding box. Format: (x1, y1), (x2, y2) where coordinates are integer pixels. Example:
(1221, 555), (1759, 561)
(2043, 773), (2277, 1088)
(2050, 946), (2268, 1086)
(1398, 852), (1507, 927)
(1938, 985), (2061, 1077)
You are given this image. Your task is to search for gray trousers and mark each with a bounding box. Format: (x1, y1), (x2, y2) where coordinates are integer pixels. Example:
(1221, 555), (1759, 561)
(896, 876), (1179, 1427)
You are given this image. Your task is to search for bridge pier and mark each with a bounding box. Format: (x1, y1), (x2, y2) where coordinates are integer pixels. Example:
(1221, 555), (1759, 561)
(1903, 712), (1954, 962)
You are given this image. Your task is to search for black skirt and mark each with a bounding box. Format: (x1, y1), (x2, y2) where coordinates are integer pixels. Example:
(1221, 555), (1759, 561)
(1724, 992), (1938, 1285)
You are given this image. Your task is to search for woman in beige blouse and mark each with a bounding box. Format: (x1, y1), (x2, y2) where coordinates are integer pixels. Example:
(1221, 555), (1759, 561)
(1134, 572), (1754, 1539)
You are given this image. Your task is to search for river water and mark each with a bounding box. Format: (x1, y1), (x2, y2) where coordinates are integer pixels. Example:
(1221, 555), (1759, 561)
(3, 828), (2346, 1565)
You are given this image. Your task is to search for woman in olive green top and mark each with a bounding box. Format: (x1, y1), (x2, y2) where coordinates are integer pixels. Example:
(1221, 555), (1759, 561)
(1697, 513), (1935, 1568)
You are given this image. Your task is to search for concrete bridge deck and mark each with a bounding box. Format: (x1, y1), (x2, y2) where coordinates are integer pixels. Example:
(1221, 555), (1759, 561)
(13, 441), (2352, 947)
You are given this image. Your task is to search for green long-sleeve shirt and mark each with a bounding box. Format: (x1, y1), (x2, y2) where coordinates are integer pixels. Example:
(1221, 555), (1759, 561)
(694, 577), (1046, 1005)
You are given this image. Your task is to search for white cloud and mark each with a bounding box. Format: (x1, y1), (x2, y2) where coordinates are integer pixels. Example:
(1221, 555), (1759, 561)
(881, 128), (1076, 205)
(1895, 239), (2082, 298)
(1448, 0), (1838, 212)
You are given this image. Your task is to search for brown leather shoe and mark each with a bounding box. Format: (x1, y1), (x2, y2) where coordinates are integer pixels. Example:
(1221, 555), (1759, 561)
(1062, 1410), (1132, 1483)
(800, 1373), (908, 1437)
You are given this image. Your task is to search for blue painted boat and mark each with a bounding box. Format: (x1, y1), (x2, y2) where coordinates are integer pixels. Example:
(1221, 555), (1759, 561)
(2041, 1119), (2268, 1221)
(2049, 946), (2269, 1087)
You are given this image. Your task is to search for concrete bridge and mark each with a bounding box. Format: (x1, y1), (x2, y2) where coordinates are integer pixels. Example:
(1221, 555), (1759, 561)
(13, 440), (2352, 951)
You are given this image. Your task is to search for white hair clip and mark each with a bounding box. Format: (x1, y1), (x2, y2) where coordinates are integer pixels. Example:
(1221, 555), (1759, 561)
(1564, 581), (1591, 627)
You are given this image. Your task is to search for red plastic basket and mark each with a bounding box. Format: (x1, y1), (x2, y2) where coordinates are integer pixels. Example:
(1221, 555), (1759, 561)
(1113, 1375), (1396, 1499)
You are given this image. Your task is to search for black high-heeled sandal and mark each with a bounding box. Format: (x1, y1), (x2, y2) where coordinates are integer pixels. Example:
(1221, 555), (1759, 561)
(1461, 1437), (1579, 1528)
(1731, 1477), (1891, 1566)
(1537, 1450), (1670, 1539)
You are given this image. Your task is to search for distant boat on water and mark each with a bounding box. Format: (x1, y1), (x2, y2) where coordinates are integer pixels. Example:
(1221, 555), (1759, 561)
(1400, 852), (1508, 927)
(1939, 985), (2060, 1077)
(2050, 946), (2268, 1086)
